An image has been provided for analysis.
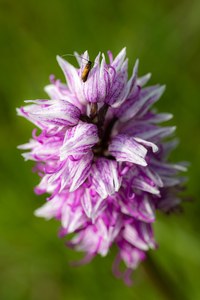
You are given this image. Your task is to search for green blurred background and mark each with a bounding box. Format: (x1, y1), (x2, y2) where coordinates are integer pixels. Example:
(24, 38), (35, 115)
(0, 0), (200, 299)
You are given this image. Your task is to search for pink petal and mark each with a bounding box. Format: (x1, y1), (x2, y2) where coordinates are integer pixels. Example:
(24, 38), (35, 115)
(56, 55), (86, 104)
(91, 158), (121, 199)
(18, 99), (81, 127)
(109, 134), (147, 166)
(111, 47), (126, 71)
(60, 122), (98, 160)
(70, 152), (93, 192)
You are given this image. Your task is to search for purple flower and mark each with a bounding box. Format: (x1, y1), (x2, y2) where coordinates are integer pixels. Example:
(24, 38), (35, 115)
(17, 48), (187, 285)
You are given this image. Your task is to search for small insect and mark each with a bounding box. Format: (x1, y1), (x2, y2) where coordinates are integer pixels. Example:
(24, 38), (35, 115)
(61, 53), (93, 83)
(81, 60), (92, 82)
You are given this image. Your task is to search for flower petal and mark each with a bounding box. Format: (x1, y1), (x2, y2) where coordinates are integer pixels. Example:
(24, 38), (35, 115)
(137, 73), (151, 86)
(141, 112), (173, 123)
(118, 85), (165, 122)
(91, 158), (121, 199)
(18, 99), (81, 127)
(123, 222), (156, 251)
(109, 135), (147, 166)
(82, 53), (109, 103)
(122, 59), (139, 101)
(60, 122), (98, 160)
(61, 203), (86, 233)
(44, 83), (84, 110)
(70, 152), (93, 192)
(134, 137), (158, 153)
(34, 196), (63, 219)
(119, 122), (176, 142)
(106, 59), (128, 107)
(111, 47), (126, 71)
(132, 177), (160, 195)
(81, 188), (93, 218)
(47, 152), (93, 192)
(123, 224), (148, 251)
(56, 55), (86, 104)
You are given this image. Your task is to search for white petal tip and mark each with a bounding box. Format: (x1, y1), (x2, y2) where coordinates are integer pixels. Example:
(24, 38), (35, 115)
(160, 85), (166, 92)
(171, 126), (177, 133)
(69, 186), (76, 192)
(34, 209), (44, 218)
(56, 54), (61, 61)
(137, 159), (148, 167)
(56, 55), (66, 66)
(121, 47), (127, 53)
(16, 107), (23, 116)
(157, 85), (166, 98)
(164, 113), (173, 121)
(146, 73), (152, 78)
(135, 58), (139, 68)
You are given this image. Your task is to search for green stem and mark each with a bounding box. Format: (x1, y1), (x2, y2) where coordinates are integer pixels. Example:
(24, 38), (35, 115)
(143, 254), (187, 300)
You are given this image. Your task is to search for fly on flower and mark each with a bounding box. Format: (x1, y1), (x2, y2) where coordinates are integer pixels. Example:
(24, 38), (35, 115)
(62, 53), (93, 82)
(81, 59), (92, 82)
(17, 48), (187, 285)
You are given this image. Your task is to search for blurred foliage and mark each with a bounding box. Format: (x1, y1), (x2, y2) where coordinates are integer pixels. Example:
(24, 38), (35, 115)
(0, 0), (200, 299)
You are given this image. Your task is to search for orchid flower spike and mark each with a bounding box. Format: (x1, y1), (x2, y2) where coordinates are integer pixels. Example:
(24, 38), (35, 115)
(17, 48), (187, 285)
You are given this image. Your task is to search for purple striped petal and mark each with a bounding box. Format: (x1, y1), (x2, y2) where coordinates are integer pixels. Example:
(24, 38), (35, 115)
(119, 122), (176, 142)
(140, 112), (173, 123)
(81, 188), (93, 218)
(118, 85), (165, 122)
(139, 222), (156, 249)
(137, 196), (155, 222)
(119, 192), (155, 222)
(134, 137), (158, 153)
(161, 176), (186, 187)
(61, 203), (86, 233)
(69, 219), (111, 256)
(106, 59), (128, 106)
(18, 99), (81, 127)
(118, 243), (145, 271)
(60, 122), (98, 160)
(132, 177), (160, 195)
(34, 196), (63, 220)
(56, 56), (86, 104)
(44, 84), (84, 111)
(91, 158), (121, 199)
(109, 135), (147, 166)
(45, 84), (65, 100)
(142, 167), (163, 188)
(137, 86), (166, 118)
(120, 59), (139, 103)
(123, 224), (149, 251)
(123, 222), (156, 251)
(70, 152), (93, 192)
(152, 160), (188, 175)
(111, 47), (126, 71)
(48, 152), (93, 192)
(83, 54), (109, 103)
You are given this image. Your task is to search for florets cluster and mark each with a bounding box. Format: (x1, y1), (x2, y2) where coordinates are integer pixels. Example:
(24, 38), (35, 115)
(17, 48), (186, 284)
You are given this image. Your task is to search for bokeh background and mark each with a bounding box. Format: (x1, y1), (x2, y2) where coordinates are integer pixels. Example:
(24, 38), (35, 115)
(0, 0), (200, 299)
